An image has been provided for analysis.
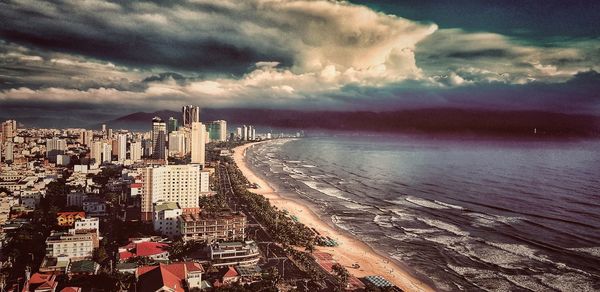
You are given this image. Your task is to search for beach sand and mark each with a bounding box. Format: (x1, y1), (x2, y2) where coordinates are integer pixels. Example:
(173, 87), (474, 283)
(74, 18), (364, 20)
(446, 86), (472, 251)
(233, 141), (434, 292)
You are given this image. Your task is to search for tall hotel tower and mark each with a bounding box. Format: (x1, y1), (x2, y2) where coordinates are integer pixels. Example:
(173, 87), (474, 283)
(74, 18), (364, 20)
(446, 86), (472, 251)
(182, 105), (200, 128)
(191, 122), (205, 165)
(151, 117), (167, 160)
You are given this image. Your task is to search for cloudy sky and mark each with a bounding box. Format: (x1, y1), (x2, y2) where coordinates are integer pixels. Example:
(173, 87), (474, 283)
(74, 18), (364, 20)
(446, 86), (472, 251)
(1, 0), (599, 124)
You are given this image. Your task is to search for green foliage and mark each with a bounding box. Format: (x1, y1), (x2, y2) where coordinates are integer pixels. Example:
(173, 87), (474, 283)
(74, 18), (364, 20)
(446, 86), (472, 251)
(332, 263), (350, 289)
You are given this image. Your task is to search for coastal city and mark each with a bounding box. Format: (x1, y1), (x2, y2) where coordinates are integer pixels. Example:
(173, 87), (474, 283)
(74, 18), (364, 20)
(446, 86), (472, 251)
(0, 105), (412, 291)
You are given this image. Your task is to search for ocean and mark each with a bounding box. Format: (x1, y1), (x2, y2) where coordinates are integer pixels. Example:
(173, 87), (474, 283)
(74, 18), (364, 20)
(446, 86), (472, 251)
(244, 135), (600, 291)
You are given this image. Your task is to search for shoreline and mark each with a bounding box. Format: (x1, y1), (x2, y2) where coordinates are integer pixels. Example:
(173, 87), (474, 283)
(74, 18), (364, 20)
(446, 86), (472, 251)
(232, 140), (434, 292)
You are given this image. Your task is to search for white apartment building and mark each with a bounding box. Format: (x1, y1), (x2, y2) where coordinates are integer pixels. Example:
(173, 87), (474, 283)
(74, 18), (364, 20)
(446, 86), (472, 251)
(153, 202), (182, 238)
(190, 122), (205, 165)
(140, 164), (207, 221)
(168, 130), (187, 157)
(130, 141), (142, 161)
(117, 134), (127, 162)
(72, 217), (100, 236)
(45, 230), (98, 260)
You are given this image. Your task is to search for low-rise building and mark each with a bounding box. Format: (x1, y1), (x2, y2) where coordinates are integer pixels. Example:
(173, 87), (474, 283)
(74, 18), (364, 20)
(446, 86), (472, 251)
(136, 262), (204, 291)
(209, 241), (260, 267)
(118, 239), (170, 262)
(56, 212), (86, 227)
(71, 217), (100, 236)
(66, 192), (85, 207)
(67, 260), (100, 278)
(179, 211), (246, 242)
(20, 192), (41, 209)
(22, 273), (58, 292)
(45, 229), (98, 260)
(82, 197), (108, 217)
(153, 202), (182, 238)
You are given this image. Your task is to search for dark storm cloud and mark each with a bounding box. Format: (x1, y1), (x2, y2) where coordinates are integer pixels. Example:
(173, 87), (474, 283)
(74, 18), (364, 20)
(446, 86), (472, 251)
(0, 0), (293, 75)
(0, 0), (599, 127)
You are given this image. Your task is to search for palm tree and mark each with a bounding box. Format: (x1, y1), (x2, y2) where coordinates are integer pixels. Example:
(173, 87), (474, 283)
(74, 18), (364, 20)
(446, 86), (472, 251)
(332, 263), (350, 289)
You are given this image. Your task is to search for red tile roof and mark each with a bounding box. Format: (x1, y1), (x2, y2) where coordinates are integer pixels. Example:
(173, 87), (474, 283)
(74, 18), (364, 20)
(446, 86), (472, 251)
(60, 287), (82, 292)
(136, 242), (169, 257)
(136, 262), (204, 292)
(138, 265), (183, 292)
(118, 251), (135, 261)
(223, 266), (239, 278)
(23, 273), (58, 292)
(118, 241), (169, 260)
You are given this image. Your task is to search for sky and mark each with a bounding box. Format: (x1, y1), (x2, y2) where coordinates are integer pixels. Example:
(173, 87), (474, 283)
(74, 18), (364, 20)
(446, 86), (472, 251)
(1, 0), (599, 124)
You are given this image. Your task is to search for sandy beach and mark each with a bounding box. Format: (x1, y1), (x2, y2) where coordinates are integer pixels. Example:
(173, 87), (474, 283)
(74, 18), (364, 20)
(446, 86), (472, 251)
(233, 140), (434, 292)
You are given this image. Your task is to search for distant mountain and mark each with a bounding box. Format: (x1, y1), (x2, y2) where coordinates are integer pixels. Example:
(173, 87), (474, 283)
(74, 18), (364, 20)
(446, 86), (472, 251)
(98, 108), (600, 137)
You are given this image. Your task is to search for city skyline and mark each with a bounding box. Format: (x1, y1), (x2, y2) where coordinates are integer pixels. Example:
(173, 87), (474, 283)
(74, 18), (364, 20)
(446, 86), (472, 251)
(1, 0), (599, 126)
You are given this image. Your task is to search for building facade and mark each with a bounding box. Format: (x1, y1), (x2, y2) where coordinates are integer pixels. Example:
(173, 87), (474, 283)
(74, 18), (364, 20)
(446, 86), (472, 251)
(151, 117), (167, 160)
(179, 212), (246, 242)
(190, 122), (205, 165)
(140, 164), (206, 221)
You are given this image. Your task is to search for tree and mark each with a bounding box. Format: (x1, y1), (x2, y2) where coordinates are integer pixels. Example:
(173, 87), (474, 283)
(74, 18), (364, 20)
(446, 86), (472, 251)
(93, 246), (109, 264)
(262, 267), (281, 288)
(332, 263), (350, 289)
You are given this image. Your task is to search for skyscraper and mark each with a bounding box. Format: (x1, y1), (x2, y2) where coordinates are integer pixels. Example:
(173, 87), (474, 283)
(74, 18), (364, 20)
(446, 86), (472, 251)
(182, 105), (200, 128)
(130, 140), (142, 161)
(1, 120), (17, 143)
(91, 141), (103, 164)
(206, 120), (227, 142)
(242, 125), (248, 141)
(117, 134), (127, 161)
(167, 117), (178, 133)
(80, 130), (94, 146)
(151, 117), (167, 160)
(102, 142), (112, 163)
(190, 122), (205, 165)
(5, 142), (13, 162)
(168, 130), (186, 157)
(46, 137), (67, 162)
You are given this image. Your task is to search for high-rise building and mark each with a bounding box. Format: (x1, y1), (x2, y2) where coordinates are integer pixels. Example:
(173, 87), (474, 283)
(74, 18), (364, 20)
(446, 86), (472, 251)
(206, 120), (227, 142)
(130, 141), (142, 161)
(140, 164), (209, 221)
(5, 142), (13, 162)
(236, 127), (242, 139)
(46, 137), (67, 162)
(1, 120), (17, 143)
(117, 134), (127, 161)
(102, 142), (112, 163)
(242, 125), (248, 141)
(167, 117), (178, 133)
(91, 141), (103, 164)
(190, 122), (205, 165)
(168, 130), (186, 157)
(80, 130), (94, 146)
(151, 117), (167, 160)
(91, 140), (112, 164)
(107, 128), (113, 139)
(182, 105), (200, 128)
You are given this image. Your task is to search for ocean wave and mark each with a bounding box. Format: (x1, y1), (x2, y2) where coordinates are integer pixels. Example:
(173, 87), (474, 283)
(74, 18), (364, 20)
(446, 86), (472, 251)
(301, 180), (348, 200)
(567, 247), (600, 258)
(434, 200), (464, 210)
(373, 215), (394, 228)
(417, 218), (470, 237)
